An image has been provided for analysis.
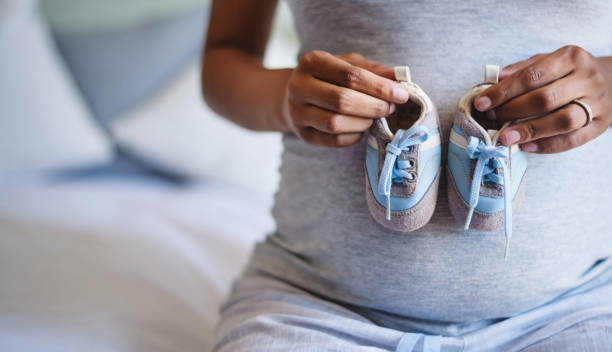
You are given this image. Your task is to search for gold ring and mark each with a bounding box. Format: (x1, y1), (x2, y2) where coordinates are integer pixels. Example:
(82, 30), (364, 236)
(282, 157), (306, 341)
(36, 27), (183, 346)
(571, 99), (593, 127)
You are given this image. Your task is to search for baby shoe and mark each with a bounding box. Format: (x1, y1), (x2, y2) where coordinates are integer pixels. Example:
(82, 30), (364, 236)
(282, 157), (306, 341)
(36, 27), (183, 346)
(365, 66), (442, 233)
(447, 64), (528, 260)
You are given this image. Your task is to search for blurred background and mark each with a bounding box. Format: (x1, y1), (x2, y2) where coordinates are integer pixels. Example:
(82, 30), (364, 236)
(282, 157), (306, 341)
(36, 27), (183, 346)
(1, 0), (299, 192)
(0, 1), (299, 351)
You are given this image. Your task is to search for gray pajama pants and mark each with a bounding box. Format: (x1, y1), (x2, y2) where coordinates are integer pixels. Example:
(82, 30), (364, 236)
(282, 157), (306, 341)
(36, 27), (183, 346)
(211, 262), (612, 352)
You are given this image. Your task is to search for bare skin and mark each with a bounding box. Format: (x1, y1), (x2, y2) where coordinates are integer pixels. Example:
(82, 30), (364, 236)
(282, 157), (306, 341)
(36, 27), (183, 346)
(476, 46), (612, 154)
(202, 0), (612, 152)
(202, 0), (408, 148)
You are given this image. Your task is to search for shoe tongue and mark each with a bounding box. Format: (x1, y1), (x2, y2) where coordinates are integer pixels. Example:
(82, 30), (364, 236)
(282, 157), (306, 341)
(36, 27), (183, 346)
(486, 129), (500, 146)
(488, 121), (512, 145)
(374, 98), (422, 141)
(371, 118), (394, 142)
(456, 118), (490, 144)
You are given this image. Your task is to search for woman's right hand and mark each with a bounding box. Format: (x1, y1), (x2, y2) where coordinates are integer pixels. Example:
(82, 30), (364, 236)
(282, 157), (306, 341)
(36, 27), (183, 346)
(282, 51), (411, 147)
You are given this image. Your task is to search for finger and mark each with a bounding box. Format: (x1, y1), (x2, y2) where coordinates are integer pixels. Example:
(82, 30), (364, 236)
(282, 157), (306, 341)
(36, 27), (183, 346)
(299, 127), (364, 148)
(519, 117), (607, 154)
(299, 51), (409, 103)
(298, 75), (395, 118)
(498, 102), (592, 146)
(475, 48), (575, 111)
(493, 72), (591, 121)
(292, 104), (373, 134)
(321, 59), (408, 103)
(498, 54), (545, 81)
(337, 53), (396, 80)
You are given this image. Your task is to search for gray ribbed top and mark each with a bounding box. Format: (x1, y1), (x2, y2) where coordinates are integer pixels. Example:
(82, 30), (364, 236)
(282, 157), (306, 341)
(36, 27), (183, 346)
(249, 0), (612, 329)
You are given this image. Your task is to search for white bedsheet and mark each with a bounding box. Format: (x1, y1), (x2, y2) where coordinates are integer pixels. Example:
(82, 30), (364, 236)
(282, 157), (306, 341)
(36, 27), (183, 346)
(0, 175), (273, 351)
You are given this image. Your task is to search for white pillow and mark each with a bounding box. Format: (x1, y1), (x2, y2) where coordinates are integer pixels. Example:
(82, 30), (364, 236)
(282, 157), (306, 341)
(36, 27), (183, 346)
(0, 0), (113, 173)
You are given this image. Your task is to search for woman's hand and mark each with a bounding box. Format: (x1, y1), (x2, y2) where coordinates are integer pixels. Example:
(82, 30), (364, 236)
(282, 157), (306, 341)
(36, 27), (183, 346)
(474, 45), (612, 153)
(282, 51), (410, 147)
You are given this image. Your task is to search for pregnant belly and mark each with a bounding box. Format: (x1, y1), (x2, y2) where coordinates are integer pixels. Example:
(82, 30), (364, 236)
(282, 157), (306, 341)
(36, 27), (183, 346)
(250, 227), (604, 324)
(266, 130), (612, 323)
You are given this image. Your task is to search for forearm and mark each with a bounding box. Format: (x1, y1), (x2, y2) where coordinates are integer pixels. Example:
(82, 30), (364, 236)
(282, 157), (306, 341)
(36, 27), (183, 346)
(202, 47), (292, 132)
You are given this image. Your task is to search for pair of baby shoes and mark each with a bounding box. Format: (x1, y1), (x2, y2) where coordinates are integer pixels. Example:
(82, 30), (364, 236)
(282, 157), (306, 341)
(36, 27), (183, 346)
(365, 65), (528, 260)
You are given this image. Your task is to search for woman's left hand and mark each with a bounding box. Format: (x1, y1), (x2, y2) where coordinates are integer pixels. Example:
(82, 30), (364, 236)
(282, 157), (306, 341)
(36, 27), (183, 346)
(473, 45), (612, 153)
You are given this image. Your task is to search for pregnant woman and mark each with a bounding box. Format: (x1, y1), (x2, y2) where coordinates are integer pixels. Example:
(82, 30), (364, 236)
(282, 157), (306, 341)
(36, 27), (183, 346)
(202, 1), (612, 351)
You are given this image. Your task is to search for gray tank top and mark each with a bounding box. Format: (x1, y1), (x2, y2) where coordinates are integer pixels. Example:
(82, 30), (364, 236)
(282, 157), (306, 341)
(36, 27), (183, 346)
(249, 0), (612, 327)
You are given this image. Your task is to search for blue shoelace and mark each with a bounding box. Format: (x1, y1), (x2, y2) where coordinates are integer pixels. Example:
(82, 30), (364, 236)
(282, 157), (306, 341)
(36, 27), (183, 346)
(464, 136), (512, 260)
(377, 125), (430, 221)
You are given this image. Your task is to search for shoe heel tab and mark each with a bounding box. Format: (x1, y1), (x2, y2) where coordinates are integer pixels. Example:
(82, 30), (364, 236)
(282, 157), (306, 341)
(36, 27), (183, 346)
(484, 64), (500, 84)
(394, 66), (412, 83)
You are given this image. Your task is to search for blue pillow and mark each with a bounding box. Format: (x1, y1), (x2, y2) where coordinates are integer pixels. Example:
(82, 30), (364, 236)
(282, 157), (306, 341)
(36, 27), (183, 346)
(47, 6), (209, 128)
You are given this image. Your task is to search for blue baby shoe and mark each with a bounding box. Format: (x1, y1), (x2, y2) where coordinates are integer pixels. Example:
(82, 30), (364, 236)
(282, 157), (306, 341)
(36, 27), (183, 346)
(447, 65), (528, 260)
(365, 66), (442, 233)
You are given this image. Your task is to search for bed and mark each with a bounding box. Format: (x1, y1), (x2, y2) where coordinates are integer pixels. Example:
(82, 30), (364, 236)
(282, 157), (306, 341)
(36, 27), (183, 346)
(0, 173), (274, 351)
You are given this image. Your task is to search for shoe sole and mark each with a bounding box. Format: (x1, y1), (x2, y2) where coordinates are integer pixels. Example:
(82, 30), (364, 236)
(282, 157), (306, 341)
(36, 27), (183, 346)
(365, 168), (440, 233)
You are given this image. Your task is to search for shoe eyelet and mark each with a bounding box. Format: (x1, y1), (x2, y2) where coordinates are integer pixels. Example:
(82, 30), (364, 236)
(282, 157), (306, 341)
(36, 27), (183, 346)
(407, 172), (415, 180)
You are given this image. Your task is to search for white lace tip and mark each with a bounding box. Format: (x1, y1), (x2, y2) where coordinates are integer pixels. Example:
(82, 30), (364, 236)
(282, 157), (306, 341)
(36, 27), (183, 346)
(504, 237), (511, 262)
(385, 196), (391, 221)
(464, 207), (475, 230)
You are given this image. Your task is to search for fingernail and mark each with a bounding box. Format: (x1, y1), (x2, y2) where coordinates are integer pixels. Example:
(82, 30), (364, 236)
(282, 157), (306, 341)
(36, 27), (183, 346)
(475, 96), (491, 110)
(521, 142), (538, 152)
(392, 84), (409, 102)
(389, 103), (396, 114)
(502, 130), (521, 145)
(486, 109), (496, 120)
